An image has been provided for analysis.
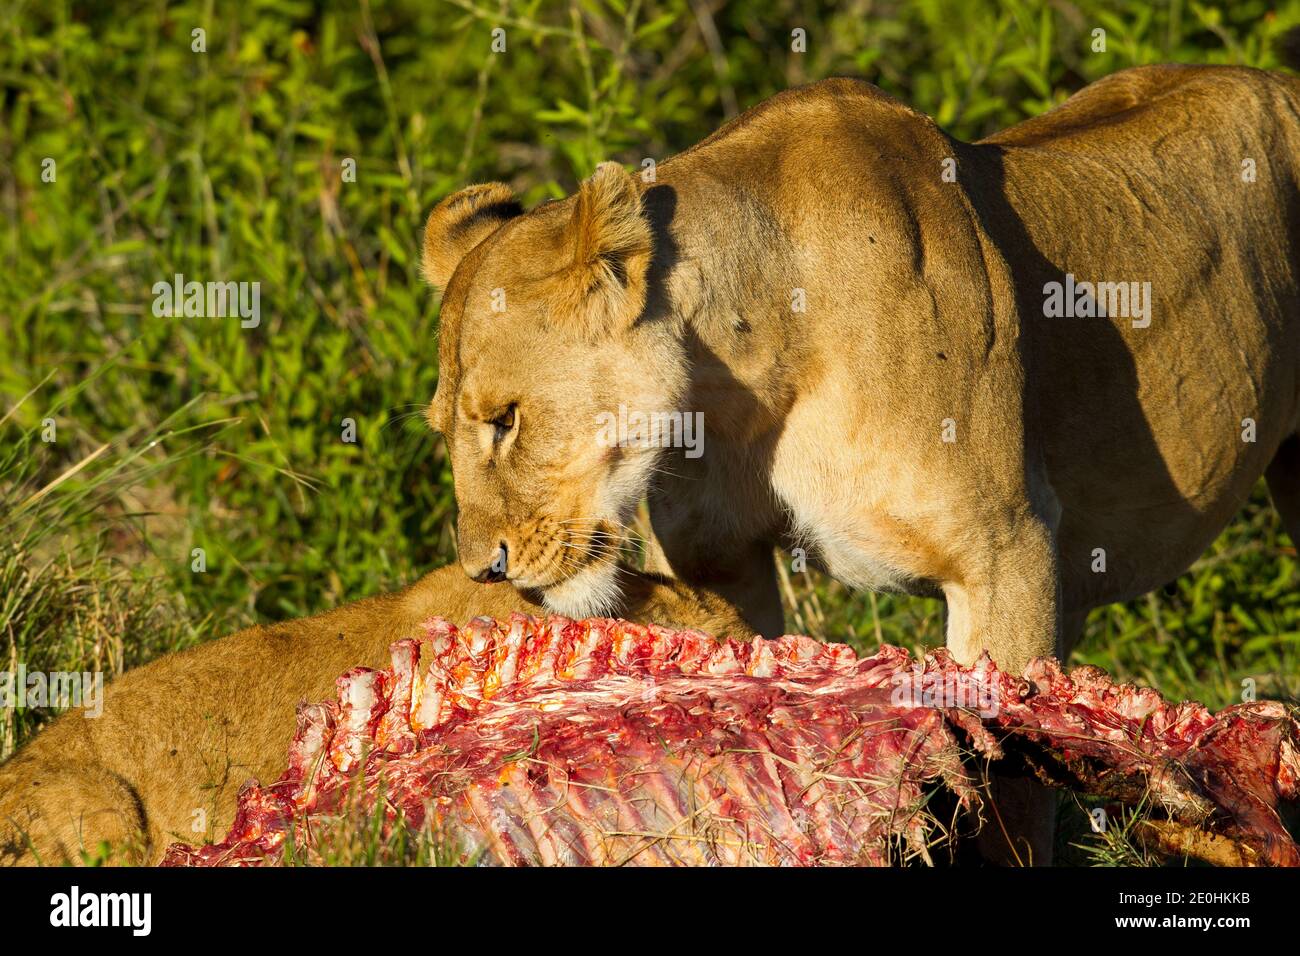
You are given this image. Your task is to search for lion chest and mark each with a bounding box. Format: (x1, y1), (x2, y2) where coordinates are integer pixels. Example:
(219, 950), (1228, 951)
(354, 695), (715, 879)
(768, 423), (940, 597)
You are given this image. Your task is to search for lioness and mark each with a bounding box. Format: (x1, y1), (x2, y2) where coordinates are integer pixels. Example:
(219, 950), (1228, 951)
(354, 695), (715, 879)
(0, 565), (745, 865)
(423, 62), (1300, 862)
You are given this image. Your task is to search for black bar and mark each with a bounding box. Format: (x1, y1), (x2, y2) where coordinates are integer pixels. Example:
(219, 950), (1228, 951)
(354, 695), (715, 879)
(0, 865), (1293, 941)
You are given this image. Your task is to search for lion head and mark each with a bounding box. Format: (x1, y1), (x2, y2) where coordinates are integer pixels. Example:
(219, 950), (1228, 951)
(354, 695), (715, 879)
(421, 163), (688, 617)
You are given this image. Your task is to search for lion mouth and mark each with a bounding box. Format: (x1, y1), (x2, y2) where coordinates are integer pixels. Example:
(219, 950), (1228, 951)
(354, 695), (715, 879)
(527, 521), (627, 618)
(538, 559), (625, 619)
(503, 518), (623, 590)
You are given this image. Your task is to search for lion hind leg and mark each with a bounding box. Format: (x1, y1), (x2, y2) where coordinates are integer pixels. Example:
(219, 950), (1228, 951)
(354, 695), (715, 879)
(0, 754), (148, 866)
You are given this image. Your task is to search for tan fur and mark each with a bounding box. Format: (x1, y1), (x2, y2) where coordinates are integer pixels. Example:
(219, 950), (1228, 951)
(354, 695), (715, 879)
(424, 64), (1300, 862)
(0, 565), (747, 866)
(422, 182), (522, 289)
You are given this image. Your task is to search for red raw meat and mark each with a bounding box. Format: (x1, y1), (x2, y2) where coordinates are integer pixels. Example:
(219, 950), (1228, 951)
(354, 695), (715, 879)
(160, 615), (1300, 867)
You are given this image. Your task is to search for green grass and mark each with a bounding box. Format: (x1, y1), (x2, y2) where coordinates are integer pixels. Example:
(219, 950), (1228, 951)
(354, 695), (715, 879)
(1, 0), (1298, 865)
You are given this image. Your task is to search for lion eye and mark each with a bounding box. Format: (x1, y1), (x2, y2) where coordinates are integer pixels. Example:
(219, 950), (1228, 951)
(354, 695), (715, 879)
(489, 405), (517, 442)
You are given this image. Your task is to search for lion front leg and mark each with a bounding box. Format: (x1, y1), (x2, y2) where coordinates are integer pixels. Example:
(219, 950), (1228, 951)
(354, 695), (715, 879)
(941, 513), (1063, 671)
(942, 511), (1063, 865)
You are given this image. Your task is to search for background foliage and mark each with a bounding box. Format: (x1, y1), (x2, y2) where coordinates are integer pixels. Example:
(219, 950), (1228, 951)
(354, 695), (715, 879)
(1, 0), (1298, 860)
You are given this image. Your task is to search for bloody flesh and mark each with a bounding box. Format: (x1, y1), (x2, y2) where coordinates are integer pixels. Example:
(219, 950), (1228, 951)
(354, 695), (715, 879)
(161, 615), (1300, 866)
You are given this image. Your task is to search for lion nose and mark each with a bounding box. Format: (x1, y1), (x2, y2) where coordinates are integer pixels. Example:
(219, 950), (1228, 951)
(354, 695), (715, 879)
(470, 542), (509, 584)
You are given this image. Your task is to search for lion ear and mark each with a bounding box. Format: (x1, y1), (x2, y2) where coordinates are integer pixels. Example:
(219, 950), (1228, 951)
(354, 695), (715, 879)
(549, 162), (653, 335)
(421, 183), (523, 291)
